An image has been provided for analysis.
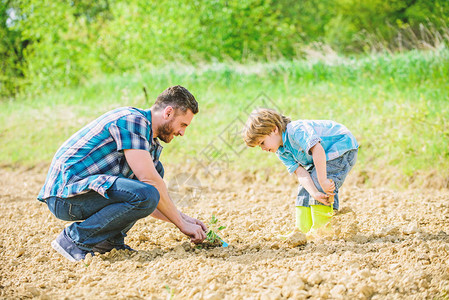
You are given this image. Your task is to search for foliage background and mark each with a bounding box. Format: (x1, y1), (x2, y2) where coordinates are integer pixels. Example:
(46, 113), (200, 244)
(1, 0), (448, 188)
(1, 0), (449, 97)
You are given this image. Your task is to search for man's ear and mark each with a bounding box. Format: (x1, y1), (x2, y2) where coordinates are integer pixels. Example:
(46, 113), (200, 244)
(163, 106), (174, 120)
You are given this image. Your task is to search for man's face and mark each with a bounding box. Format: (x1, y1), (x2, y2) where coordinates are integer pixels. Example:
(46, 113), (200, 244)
(158, 107), (194, 143)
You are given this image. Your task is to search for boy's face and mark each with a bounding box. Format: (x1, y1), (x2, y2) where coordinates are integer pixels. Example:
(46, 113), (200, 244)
(258, 127), (283, 153)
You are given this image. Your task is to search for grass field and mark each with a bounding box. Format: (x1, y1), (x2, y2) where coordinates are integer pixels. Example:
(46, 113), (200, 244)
(2, 44), (449, 300)
(1, 48), (448, 187)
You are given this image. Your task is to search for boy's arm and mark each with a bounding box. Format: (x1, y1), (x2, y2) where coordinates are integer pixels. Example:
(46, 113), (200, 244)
(294, 165), (332, 205)
(310, 142), (335, 195)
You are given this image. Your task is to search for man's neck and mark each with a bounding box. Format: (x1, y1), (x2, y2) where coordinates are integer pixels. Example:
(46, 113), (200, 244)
(150, 108), (161, 138)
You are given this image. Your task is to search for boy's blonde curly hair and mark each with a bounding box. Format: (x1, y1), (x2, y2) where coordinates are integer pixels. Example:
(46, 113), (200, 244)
(243, 108), (291, 147)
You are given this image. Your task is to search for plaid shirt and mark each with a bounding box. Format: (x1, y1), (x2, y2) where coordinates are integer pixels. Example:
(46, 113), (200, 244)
(37, 107), (163, 200)
(276, 120), (358, 173)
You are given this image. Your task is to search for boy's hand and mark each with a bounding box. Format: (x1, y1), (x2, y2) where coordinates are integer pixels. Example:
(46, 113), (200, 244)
(320, 178), (335, 195)
(313, 191), (333, 206)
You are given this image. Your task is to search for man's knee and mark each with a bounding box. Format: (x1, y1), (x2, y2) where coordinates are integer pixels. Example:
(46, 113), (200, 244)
(133, 185), (160, 213)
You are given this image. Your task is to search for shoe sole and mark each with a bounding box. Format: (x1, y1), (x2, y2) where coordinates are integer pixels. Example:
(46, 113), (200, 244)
(51, 240), (78, 262)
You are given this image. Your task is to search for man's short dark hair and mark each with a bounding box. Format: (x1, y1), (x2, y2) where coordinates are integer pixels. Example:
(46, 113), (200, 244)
(153, 85), (198, 114)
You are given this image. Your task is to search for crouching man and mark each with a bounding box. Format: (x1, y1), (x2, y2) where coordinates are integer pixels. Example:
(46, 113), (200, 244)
(37, 85), (207, 261)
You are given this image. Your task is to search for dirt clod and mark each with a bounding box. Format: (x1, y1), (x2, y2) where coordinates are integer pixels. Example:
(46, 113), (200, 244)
(284, 230), (307, 247)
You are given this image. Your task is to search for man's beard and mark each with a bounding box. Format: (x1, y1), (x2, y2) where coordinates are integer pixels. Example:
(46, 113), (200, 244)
(157, 120), (176, 143)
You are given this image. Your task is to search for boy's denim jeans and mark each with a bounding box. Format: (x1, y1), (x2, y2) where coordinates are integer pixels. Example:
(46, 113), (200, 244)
(296, 149), (357, 210)
(45, 162), (164, 250)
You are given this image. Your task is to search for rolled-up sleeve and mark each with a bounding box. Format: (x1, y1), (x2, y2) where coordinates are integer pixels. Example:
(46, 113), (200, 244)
(292, 125), (321, 155)
(277, 152), (299, 174)
(109, 114), (151, 152)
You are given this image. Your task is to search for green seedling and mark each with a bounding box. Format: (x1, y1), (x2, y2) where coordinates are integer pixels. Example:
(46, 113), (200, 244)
(206, 227), (226, 244)
(197, 214), (227, 248)
(206, 214), (226, 243)
(164, 285), (174, 300)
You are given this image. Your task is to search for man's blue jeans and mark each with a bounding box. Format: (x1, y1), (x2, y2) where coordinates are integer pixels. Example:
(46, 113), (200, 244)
(45, 162), (164, 250)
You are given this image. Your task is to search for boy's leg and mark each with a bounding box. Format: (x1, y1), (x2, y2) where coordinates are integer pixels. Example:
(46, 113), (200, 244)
(310, 204), (333, 231)
(46, 178), (160, 253)
(296, 206), (312, 233)
(326, 149), (357, 200)
(309, 149), (358, 230)
(295, 172), (334, 232)
(295, 186), (312, 233)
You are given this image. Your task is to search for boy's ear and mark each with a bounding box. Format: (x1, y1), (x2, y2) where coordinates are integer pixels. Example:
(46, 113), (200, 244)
(273, 126), (279, 134)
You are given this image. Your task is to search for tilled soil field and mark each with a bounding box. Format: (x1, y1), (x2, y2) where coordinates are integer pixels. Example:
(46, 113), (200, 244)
(1, 166), (449, 299)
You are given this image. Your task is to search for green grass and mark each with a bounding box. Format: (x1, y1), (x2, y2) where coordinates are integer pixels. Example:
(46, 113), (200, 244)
(1, 48), (448, 184)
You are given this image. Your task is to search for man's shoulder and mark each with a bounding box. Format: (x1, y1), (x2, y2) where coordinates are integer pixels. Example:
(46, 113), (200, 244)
(101, 107), (150, 123)
(106, 106), (145, 117)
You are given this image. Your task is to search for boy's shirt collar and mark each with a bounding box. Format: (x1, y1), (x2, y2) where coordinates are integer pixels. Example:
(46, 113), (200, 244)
(276, 127), (289, 155)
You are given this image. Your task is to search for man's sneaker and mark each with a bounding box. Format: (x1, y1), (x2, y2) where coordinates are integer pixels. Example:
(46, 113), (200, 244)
(92, 240), (136, 254)
(51, 230), (93, 262)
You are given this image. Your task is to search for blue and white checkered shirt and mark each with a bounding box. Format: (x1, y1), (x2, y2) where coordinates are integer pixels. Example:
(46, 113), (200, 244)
(37, 107), (163, 200)
(276, 120), (358, 173)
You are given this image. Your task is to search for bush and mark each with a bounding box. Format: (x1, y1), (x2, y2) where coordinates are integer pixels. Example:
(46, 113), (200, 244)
(0, 0), (448, 98)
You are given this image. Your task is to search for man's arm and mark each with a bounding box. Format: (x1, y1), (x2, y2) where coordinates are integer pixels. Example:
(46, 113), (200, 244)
(124, 149), (206, 242)
(150, 209), (207, 232)
(150, 208), (171, 222)
(310, 142), (335, 195)
(294, 165), (331, 205)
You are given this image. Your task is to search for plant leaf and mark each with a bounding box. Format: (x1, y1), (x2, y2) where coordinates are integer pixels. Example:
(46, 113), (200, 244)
(210, 214), (218, 224)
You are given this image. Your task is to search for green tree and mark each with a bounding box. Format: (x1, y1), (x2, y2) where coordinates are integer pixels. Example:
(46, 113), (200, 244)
(1, 0), (448, 98)
(0, 0), (25, 97)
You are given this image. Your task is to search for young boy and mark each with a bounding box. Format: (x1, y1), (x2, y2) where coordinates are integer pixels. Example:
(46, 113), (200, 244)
(243, 108), (358, 233)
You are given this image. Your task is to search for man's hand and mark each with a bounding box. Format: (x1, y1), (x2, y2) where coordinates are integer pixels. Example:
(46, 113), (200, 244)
(179, 221), (206, 244)
(180, 212), (208, 232)
(313, 191), (333, 206)
(320, 178), (335, 195)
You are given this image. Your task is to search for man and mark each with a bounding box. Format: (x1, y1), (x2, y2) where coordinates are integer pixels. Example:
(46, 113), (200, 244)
(37, 85), (207, 262)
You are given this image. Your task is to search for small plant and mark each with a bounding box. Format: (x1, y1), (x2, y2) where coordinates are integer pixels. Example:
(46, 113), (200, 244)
(197, 214), (227, 248)
(206, 214), (226, 244)
(164, 285), (174, 300)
